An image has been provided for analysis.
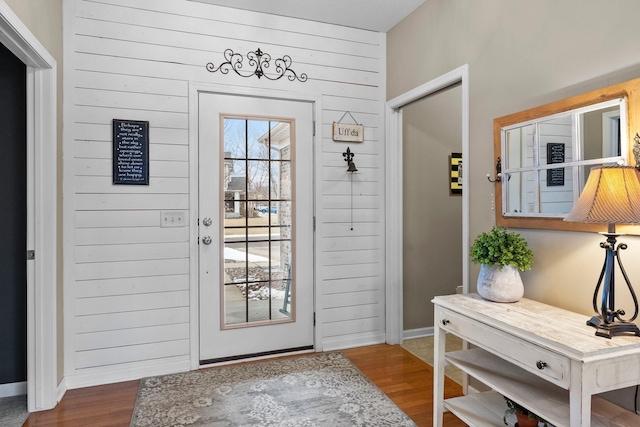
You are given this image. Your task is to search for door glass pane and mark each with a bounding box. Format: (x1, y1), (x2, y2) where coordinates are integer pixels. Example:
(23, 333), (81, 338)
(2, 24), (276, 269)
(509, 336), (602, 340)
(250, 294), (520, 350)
(276, 201), (292, 228)
(221, 117), (294, 327)
(275, 123), (291, 161)
(224, 283), (246, 326)
(247, 160), (270, 201)
(270, 251), (287, 281)
(223, 118), (246, 159)
(223, 201), (246, 227)
(247, 120), (270, 160)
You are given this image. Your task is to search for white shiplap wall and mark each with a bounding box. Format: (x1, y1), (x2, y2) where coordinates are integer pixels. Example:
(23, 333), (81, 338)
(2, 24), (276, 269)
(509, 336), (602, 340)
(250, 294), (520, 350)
(64, 0), (386, 387)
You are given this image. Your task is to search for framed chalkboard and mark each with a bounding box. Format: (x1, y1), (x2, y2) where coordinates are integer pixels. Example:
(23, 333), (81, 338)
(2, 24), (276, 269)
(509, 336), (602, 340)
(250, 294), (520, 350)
(113, 119), (149, 185)
(546, 143), (565, 186)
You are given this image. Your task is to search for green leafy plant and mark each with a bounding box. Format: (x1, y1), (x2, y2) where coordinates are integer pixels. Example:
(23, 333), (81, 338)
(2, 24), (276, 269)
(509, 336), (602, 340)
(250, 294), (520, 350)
(470, 226), (533, 271)
(503, 396), (548, 426)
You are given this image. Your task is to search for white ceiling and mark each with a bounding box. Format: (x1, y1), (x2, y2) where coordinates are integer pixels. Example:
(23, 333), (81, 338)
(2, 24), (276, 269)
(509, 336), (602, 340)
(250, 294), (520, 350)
(188, 0), (425, 32)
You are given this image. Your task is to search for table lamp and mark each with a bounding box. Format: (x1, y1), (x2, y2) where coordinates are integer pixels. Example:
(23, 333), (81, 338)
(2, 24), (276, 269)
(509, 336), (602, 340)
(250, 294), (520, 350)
(564, 165), (640, 338)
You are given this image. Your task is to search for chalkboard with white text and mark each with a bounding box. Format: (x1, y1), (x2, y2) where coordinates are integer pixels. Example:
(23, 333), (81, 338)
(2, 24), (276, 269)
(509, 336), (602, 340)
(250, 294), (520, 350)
(546, 143), (565, 186)
(113, 119), (149, 185)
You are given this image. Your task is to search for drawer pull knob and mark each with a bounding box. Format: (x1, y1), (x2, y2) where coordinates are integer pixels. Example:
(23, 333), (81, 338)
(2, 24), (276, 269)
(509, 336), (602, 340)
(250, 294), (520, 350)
(536, 361), (547, 370)
(442, 319), (450, 326)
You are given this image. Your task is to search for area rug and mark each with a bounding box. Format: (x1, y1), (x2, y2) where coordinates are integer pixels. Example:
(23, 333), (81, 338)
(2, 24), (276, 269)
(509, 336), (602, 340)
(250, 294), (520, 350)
(130, 352), (416, 426)
(0, 395), (28, 427)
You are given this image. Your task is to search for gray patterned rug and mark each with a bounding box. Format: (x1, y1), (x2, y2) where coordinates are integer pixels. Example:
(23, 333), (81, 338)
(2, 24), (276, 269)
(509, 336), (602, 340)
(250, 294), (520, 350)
(130, 352), (416, 426)
(0, 395), (28, 427)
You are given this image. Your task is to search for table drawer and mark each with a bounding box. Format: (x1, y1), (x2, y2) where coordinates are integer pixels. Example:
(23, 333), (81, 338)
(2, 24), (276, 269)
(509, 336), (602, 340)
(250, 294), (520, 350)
(437, 306), (570, 388)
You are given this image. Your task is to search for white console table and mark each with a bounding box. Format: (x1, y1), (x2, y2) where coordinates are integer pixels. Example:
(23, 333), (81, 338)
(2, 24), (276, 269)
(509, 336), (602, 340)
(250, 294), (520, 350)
(433, 293), (640, 427)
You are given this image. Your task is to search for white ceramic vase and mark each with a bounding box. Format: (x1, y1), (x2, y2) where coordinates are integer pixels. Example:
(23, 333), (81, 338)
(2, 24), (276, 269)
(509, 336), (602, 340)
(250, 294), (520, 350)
(476, 264), (524, 303)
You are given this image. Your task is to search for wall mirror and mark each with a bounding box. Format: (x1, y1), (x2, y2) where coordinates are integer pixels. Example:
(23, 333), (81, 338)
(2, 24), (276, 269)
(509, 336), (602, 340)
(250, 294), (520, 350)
(493, 77), (640, 233)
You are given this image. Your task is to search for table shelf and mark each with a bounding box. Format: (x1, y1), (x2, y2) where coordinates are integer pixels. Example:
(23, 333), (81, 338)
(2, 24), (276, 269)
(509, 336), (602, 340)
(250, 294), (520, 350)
(433, 294), (640, 427)
(444, 391), (519, 427)
(446, 347), (566, 426)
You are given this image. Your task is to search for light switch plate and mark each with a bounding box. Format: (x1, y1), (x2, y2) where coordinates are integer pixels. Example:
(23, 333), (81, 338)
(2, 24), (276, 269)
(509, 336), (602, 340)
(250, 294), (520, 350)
(161, 211), (187, 227)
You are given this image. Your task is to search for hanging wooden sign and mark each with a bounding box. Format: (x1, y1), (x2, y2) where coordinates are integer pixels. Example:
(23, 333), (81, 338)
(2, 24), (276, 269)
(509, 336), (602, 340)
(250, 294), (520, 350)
(332, 122), (364, 142)
(332, 111), (364, 142)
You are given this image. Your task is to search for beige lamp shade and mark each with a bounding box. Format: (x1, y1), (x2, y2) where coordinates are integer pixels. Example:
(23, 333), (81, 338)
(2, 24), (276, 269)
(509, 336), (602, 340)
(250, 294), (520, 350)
(564, 165), (640, 224)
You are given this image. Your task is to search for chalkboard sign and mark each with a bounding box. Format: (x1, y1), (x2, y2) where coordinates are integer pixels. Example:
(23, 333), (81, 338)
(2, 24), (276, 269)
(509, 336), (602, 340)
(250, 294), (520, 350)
(113, 119), (149, 185)
(546, 143), (565, 186)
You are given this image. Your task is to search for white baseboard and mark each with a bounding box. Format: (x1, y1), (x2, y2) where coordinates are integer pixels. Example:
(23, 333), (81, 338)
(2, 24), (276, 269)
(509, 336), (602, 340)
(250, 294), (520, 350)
(403, 327), (434, 340)
(57, 378), (67, 403)
(322, 333), (386, 352)
(65, 359), (191, 390)
(0, 381), (27, 398)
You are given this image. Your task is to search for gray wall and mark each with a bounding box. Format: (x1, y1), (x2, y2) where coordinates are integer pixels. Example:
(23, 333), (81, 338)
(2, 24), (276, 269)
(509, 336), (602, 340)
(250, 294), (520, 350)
(388, 0), (640, 409)
(388, 0), (640, 317)
(403, 86), (462, 331)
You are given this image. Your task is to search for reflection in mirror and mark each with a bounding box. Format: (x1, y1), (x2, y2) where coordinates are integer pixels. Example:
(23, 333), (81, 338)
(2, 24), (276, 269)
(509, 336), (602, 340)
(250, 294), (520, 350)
(504, 168), (577, 215)
(501, 98), (626, 218)
(582, 106), (622, 160)
(494, 76), (640, 233)
(541, 166), (574, 215)
(505, 170), (535, 214)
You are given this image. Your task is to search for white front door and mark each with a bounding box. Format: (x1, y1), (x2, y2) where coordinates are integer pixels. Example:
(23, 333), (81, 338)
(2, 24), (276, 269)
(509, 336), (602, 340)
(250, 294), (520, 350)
(198, 92), (314, 363)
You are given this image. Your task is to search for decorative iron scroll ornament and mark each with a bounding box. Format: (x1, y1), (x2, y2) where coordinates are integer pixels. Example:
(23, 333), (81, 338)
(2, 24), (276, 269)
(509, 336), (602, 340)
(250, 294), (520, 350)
(206, 48), (308, 82)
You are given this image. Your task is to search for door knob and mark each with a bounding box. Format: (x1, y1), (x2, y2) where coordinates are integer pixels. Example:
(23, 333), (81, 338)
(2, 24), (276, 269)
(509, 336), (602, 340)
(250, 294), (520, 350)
(202, 217), (212, 226)
(202, 236), (212, 245)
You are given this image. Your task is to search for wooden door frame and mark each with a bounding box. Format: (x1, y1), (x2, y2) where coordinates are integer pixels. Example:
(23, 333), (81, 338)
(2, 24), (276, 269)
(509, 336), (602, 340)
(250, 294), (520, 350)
(188, 83), (322, 368)
(0, 1), (58, 411)
(384, 64), (470, 344)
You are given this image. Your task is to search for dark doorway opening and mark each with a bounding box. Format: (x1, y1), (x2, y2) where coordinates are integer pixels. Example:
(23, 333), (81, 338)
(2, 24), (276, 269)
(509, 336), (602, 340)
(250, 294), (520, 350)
(0, 41), (27, 389)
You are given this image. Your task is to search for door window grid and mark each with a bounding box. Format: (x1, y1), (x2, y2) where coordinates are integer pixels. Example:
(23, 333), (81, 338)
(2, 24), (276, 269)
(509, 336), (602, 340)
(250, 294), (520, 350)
(222, 118), (293, 327)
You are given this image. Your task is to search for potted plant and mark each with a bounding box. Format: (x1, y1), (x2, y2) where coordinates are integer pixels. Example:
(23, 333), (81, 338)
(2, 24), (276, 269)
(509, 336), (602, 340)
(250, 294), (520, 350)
(470, 226), (533, 302)
(503, 396), (548, 427)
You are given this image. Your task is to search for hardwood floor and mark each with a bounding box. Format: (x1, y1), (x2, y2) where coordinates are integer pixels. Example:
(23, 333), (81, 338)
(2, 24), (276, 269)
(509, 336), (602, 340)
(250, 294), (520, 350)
(342, 344), (466, 427)
(24, 344), (466, 427)
(23, 380), (139, 427)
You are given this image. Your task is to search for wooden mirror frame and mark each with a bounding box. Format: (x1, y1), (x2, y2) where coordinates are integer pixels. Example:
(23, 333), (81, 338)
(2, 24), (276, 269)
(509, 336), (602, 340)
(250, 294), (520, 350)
(493, 77), (640, 234)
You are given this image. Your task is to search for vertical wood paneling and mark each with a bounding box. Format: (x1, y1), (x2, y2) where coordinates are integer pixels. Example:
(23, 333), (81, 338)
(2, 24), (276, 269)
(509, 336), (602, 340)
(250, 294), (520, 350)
(66, 0), (385, 384)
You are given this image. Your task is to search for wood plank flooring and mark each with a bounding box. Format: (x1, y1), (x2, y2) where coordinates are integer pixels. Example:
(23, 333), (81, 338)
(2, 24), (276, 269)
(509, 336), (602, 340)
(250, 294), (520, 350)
(24, 344), (466, 426)
(342, 344), (466, 426)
